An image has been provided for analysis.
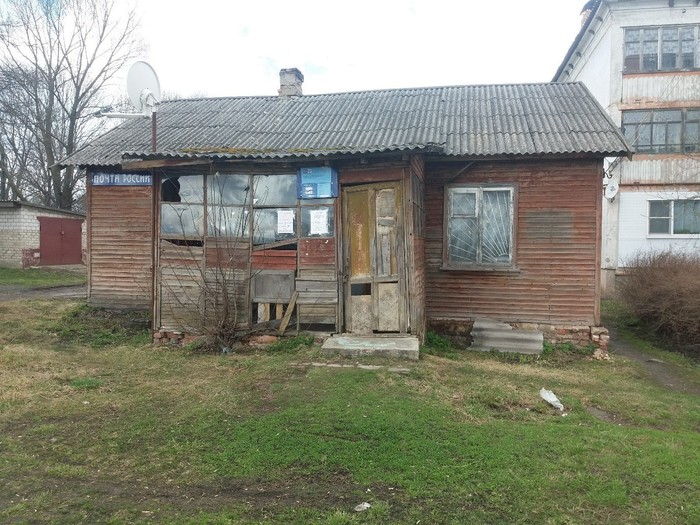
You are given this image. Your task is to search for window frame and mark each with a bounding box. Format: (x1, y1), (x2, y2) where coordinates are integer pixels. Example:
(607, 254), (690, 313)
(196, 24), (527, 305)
(648, 199), (700, 237)
(624, 25), (699, 74)
(442, 183), (516, 270)
(160, 175), (205, 240)
(622, 108), (700, 154)
(160, 172), (336, 244)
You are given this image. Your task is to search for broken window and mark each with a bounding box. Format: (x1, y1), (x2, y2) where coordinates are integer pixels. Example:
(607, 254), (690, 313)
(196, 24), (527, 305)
(160, 175), (204, 237)
(445, 185), (514, 267)
(159, 172), (338, 247)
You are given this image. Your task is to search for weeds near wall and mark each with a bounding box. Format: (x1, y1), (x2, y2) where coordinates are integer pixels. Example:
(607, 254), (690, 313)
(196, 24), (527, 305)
(618, 250), (700, 351)
(158, 171), (255, 350)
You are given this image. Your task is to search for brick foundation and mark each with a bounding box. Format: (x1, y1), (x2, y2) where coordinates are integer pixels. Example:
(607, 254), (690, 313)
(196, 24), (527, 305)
(21, 248), (41, 268)
(428, 318), (609, 354)
(512, 323), (609, 354)
(152, 330), (280, 347)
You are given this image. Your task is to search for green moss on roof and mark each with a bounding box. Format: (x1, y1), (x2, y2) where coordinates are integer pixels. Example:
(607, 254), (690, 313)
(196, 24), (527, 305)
(178, 146), (349, 156)
(180, 147), (279, 155)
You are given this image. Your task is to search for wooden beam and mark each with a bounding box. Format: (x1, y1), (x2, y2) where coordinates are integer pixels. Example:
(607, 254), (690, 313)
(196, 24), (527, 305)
(278, 291), (298, 335)
(121, 158), (211, 169)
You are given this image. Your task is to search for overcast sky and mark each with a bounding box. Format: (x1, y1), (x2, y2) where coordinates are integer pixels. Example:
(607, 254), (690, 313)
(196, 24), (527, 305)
(132, 0), (584, 99)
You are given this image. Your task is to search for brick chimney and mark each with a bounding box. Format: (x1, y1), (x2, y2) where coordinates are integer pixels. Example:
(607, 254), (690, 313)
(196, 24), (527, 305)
(278, 68), (304, 97)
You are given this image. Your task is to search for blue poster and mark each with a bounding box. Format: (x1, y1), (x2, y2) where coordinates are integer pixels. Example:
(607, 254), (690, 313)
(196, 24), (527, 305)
(297, 167), (338, 199)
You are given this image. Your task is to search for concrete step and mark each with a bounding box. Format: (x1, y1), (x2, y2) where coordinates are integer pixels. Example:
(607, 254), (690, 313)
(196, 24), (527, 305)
(321, 335), (420, 361)
(470, 318), (543, 355)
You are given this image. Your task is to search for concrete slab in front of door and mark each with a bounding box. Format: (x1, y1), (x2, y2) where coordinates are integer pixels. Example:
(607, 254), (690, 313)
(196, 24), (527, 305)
(321, 335), (419, 361)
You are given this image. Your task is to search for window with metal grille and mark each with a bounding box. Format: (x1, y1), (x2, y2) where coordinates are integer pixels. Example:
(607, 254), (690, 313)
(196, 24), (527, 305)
(444, 185), (514, 267)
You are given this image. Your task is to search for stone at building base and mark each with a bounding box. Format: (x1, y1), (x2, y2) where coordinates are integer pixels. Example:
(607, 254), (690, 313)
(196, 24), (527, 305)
(430, 318), (610, 353)
(469, 318), (544, 354)
(321, 335), (420, 361)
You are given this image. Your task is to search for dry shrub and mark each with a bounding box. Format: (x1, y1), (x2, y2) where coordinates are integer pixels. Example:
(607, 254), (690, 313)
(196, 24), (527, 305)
(618, 250), (700, 350)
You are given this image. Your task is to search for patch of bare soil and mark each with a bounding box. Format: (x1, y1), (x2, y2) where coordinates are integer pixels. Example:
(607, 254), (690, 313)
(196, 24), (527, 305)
(584, 406), (633, 426)
(4, 471), (400, 522)
(608, 327), (700, 396)
(0, 284), (86, 302)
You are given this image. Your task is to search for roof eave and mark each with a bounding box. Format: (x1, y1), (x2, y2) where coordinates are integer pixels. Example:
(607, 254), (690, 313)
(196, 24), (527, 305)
(553, 0), (603, 82)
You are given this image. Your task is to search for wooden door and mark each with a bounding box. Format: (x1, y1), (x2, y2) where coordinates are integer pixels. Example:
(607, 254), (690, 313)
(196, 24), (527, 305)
(342, 182), (406, 333)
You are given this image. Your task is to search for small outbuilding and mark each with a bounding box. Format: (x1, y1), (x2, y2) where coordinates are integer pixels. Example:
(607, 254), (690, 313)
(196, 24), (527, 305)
(60, 70), (630, 351)
(0, 200), (85, 268)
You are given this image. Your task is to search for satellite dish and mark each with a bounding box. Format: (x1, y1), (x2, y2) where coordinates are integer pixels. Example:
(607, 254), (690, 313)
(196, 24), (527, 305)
(127, 61), (161, 116)
(604, 180), (619, 200)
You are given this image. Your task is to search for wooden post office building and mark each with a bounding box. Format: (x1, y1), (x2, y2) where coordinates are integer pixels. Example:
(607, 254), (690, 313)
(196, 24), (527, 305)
(59, 70), (630, 351)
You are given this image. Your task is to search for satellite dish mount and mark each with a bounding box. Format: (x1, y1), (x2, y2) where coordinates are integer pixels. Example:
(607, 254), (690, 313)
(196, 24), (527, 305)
(127, 61), (161, 117)
(102, 61), (161, 152)
(604, 180), (619, 201)
(127, 61), (161, 152)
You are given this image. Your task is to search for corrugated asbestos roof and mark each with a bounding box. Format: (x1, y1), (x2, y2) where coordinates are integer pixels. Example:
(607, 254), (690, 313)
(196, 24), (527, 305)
(60, 81), (630, 167)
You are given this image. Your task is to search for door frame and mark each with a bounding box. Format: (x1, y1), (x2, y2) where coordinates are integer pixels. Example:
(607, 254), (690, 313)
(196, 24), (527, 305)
(340, 181), (408, 334)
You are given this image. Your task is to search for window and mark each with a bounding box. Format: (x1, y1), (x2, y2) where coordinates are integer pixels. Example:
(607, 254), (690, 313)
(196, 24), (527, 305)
(160, 172), (336, 243)
(300, 199), (335, 238)
(207, 173), (250, 237)
(624, 25), (698, 73)
(161, 175), (204, 237)
(622, 109), (700, 153)
(252, 174), (297, 245)
(649, 199), (700, 235)
(445, 185), (514, 267)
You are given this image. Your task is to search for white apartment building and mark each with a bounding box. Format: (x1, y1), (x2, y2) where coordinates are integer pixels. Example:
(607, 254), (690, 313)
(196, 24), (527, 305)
(555, 0), (700, 296)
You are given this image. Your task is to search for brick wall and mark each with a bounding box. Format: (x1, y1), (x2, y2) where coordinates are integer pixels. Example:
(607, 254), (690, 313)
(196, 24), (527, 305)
(0, 205), (86, 268)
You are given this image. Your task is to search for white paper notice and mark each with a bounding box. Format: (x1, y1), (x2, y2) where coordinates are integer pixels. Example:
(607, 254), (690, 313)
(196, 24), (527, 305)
(277, 209), (294, 234)
(309, 208), (329, 235)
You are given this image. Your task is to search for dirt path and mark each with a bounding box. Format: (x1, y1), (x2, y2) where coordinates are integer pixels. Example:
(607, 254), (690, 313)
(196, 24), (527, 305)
(608, 327), (700, 396)
(0, 284), (86, 302)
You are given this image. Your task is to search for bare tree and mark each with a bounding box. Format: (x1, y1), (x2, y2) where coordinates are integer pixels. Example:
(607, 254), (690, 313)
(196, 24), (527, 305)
(0, 0), (143, 209)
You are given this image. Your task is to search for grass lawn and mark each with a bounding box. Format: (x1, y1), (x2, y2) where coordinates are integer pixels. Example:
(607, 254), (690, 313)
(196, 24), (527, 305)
(0, 267), (86, 288)
(0, 299), (698, 524)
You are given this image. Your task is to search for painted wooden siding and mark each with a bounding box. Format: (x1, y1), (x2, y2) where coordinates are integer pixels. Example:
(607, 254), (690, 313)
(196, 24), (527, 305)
(425, 160), (603, 325)
(251, 249), (297, 270)
(622, 73), (700, 105)
(619, 157), (700, 185)
(88, 184), (152, 309)
(299, 238), (335, 269)
(297, 238), (337, 326)
(159, 241), (250, 331)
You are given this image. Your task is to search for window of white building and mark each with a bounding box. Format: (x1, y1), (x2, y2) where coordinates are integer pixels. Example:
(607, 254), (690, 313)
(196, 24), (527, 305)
(649, 199), (700, 235)
(622, 109), (700, 153)
(624, 25), (698, 73)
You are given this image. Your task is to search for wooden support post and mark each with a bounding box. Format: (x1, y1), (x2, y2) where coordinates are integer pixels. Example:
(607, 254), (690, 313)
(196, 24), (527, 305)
(278, 291), (298, 335)
(276, 303), (283, 319)
(263, 303), (271, 322)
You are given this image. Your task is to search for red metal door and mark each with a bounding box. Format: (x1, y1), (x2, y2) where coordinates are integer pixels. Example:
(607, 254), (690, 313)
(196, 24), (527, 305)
(38, 217), (83, 265)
